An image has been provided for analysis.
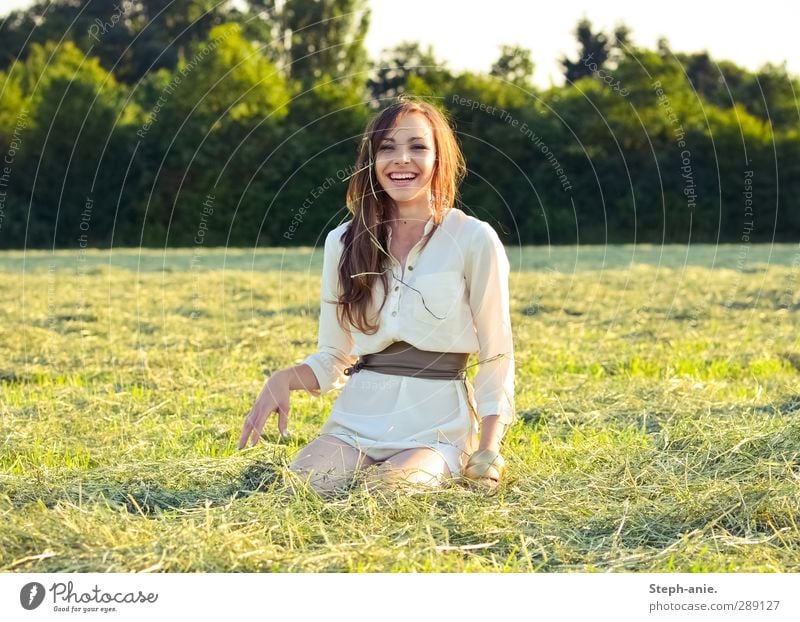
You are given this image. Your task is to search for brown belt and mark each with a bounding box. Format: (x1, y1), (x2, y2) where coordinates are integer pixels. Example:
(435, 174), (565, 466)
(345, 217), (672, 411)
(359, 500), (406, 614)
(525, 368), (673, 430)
(343, 341), (469, 380)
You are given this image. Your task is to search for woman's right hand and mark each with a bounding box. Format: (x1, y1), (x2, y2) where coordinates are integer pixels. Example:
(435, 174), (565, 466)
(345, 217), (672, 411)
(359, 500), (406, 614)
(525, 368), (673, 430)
(238, 371), (291, 449)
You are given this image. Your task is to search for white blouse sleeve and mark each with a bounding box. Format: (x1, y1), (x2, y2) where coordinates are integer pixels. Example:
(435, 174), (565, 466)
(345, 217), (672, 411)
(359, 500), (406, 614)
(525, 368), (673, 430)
(301, 228), (357, 395)
(465, 222), (516, 424)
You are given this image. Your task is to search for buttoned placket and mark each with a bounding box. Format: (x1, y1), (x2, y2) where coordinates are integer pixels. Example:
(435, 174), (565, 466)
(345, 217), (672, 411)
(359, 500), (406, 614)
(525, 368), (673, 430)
(385, 216), (436, 320)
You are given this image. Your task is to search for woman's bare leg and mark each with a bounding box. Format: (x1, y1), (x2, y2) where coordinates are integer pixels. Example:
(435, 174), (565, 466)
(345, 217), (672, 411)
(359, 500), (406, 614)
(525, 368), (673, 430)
(288, 434), (377, 495)
(370, 447), (452, 489)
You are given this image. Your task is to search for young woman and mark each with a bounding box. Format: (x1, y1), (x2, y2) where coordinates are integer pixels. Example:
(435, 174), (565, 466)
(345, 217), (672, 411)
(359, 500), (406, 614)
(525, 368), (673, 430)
(238, 96), (515, 495)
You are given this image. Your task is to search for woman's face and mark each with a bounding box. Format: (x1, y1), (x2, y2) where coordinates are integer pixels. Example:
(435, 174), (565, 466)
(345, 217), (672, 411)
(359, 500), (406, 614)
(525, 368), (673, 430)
(374, 111), (436, 208)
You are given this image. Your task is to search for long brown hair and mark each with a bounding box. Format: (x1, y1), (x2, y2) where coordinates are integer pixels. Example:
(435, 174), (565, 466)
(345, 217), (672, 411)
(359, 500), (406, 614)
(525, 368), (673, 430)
(335, 96), (467, 334)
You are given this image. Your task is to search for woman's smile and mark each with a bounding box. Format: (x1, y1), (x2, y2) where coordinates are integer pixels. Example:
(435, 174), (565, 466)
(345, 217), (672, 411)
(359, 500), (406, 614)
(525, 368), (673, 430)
(386, 171), (419, 186)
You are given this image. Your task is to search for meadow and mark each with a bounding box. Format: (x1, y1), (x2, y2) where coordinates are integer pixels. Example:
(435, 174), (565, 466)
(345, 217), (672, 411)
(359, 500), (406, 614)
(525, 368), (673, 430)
(1, 244), (799, 572)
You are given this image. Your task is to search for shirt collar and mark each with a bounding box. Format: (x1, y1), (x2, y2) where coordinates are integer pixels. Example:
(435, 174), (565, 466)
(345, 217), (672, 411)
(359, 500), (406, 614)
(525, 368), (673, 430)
(385, 207), (451, 243)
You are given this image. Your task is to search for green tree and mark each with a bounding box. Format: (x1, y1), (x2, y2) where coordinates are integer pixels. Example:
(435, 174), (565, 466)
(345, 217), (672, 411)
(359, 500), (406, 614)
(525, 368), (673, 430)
(560, 18), (629, 84)
(130, 23), (292, 246)
(737, 62), (800, 132)
(0, 40), (135, 248)
(367, 41), (445, 104)
(280, 0), (370, 89)
(0, 0), (246, 84)
(490, 44), (535, 89)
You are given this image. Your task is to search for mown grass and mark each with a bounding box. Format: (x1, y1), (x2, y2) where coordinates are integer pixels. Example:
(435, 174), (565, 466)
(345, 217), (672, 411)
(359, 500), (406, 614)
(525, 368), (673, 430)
(1, 244), (799, 572)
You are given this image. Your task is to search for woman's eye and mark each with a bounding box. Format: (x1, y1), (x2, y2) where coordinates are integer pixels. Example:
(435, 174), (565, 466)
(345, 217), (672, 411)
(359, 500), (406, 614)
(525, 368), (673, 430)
(378, 144), (427, 150)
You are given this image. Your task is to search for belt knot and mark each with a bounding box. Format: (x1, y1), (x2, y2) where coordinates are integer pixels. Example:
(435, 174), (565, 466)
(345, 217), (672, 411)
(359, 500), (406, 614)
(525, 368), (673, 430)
(343, 359), (365, 376)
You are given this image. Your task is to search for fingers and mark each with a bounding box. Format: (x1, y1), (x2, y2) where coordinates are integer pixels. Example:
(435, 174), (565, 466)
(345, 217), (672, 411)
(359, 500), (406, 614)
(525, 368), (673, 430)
(237, 382), (293, 450)
(249, 411), (267, 448)
(237, 408), (253, 450)
(237, 408), (270, 450)
(237, 423), (251, 451)
(237, 411), (258, 450)
(277, 404), (289, 438)
(237, 406), (289, 450)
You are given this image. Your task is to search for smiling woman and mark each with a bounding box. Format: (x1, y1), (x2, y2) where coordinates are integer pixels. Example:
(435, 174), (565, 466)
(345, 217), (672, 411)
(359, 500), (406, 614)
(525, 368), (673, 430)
(375, 119), (435, 201)
(238, 95), (515, 497)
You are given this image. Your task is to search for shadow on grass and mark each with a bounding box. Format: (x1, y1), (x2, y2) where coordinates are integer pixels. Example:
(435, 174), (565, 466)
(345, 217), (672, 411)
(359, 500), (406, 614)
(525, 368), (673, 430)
(0, 370), (39, 384)
(250, 306), (317, 318)
(122, 460), (284, 516)
(3, 460), (284, 518)
(754, 394), (800, 416)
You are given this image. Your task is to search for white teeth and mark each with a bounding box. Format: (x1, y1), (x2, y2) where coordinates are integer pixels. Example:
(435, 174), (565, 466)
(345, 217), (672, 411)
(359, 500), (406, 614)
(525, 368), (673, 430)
(389, 173), (416, 180)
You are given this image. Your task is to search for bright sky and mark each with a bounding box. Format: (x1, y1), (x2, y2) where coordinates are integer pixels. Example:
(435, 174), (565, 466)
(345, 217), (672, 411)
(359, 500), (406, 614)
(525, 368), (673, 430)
(1, 0), (796, 88)
(365, 0), (798, 87)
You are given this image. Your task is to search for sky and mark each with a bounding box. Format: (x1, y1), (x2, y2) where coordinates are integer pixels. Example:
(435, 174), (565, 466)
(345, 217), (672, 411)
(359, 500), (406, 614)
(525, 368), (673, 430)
(1, 0), (796, 88)
(365, 0), (798, 88)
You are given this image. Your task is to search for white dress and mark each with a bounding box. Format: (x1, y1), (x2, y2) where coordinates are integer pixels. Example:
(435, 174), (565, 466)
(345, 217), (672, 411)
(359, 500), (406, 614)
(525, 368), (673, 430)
(301, 207), (515, 475)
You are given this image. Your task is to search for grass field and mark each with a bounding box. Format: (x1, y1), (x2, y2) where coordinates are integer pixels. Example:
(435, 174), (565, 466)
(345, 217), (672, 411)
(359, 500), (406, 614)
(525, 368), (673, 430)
(1, 244), (799, 572)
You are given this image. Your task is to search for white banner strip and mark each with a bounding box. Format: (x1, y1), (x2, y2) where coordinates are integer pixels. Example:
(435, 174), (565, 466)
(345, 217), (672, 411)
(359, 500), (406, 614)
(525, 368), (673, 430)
(1, 573), (797, 622)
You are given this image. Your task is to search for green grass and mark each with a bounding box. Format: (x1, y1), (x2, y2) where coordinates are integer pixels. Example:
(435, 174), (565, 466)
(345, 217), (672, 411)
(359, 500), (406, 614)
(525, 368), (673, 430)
(1, 244), (799, 572)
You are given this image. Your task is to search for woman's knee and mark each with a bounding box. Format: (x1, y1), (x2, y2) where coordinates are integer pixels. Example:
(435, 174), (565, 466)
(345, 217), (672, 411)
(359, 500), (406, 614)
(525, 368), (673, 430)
(288, 435), (372, 495)
(368, 449), (452, 490)
(288, 462), (350, 495)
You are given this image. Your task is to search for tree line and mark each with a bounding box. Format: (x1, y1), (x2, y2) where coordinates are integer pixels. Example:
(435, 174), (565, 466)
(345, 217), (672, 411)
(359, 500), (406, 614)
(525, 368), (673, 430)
(0, 0), (797, 248)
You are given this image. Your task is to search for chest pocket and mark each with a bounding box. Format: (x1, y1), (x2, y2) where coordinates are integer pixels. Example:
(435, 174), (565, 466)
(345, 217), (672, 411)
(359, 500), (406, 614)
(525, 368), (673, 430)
(410, 271), (465, 326)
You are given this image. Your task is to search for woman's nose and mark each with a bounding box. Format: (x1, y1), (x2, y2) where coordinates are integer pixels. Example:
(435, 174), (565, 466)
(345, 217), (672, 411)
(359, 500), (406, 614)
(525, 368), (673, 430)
(394, 149), (410, 163)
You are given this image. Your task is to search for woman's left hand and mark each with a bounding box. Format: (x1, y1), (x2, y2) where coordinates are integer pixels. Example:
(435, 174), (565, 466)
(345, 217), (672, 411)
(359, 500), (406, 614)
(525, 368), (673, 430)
(467, 415), (506, 487)
(464, 449), (505, 488)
